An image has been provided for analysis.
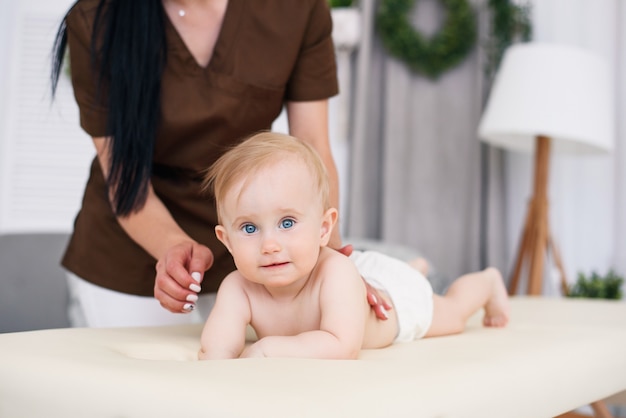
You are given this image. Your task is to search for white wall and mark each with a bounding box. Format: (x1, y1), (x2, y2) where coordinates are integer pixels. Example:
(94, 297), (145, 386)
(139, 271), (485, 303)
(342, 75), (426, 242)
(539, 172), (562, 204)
(505, 0), (622, 294)
(616, 1), (626, 275)
(0, 0), (94, 234)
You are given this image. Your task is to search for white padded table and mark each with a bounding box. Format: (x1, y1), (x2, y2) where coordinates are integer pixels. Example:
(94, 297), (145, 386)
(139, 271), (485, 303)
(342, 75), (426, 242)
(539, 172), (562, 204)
(1, 297), (625, 418)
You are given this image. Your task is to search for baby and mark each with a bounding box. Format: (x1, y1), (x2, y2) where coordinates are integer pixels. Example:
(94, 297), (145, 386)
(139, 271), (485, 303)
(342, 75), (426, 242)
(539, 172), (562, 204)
(198, 131), (509, 359)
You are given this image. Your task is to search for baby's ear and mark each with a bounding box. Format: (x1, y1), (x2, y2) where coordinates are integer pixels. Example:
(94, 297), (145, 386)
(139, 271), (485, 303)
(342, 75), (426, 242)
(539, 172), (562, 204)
(215, 225), (232, 253)
(320, 208), (338, 246)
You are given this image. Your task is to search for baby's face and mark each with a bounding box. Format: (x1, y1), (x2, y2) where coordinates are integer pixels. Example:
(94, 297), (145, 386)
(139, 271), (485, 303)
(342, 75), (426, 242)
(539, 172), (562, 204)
(216, 159), (333, 288)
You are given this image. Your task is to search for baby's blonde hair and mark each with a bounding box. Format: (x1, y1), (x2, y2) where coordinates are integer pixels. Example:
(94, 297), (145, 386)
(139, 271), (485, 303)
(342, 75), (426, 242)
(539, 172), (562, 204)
(202, 131), (330, 222)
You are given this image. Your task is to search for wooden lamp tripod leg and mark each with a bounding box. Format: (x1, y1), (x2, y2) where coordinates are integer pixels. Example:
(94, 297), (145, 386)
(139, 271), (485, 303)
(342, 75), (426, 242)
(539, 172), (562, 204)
(512, 137), (609, 417)
(548, 233), (570, 295)
(527, 136), (550, 294)
(507, 136), (553, 296)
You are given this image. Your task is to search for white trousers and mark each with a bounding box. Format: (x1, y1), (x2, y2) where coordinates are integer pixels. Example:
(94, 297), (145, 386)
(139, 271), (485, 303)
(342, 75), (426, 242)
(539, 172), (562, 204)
(66, 272), (216, 328)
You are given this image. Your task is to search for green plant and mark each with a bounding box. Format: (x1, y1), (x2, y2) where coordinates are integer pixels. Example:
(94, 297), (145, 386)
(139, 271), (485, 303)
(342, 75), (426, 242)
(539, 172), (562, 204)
(374, 0), (532, 80)
(329, 0), (353, 7)
(484, 0), (532, 81)
(376, 0), (477, 80)
(566, 270), (624, 300)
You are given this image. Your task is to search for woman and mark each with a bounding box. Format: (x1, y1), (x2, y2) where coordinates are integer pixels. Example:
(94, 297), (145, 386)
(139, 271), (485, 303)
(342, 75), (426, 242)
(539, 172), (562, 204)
(51, 0), (391, 327)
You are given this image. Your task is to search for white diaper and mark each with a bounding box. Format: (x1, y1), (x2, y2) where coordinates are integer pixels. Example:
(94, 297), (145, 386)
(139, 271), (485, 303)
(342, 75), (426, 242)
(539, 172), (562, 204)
(350, 250), (434, 342)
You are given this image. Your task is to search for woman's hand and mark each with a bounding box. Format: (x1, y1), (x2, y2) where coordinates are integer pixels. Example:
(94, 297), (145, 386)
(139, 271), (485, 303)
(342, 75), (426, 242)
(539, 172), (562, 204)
(154, 241), (214, 313)
(365, 282), (393, 320)
(337, 244), (393, 321)
(91, 137), (215, 314)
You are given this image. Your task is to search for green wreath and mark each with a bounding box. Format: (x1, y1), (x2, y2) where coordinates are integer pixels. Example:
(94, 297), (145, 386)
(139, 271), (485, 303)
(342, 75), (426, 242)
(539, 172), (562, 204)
(376, 0), (477, 79)
(486, 0), (532, 80)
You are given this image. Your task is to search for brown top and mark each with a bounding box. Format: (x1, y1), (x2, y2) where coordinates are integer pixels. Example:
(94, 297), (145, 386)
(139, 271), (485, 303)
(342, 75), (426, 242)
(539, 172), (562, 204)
(62, 0), (339, 296)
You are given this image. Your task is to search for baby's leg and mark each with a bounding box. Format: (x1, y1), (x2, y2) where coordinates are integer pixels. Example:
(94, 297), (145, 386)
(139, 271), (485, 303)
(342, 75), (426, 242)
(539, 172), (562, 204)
(425, 267), (509, 338)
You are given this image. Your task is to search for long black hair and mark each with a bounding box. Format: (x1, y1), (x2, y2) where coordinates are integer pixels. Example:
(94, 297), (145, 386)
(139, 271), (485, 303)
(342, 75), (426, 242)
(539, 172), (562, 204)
(51, 0), (167, 216)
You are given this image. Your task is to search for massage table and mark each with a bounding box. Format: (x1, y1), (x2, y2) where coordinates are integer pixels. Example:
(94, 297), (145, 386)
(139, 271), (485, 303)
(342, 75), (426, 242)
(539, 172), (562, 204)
(1, 297), (625, 418)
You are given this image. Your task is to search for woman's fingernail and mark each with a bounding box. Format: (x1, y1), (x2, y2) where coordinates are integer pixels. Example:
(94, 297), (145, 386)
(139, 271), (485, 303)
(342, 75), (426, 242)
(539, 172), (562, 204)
(183, 303), (195, 312)
(191, 272), (202, 283)
(371, 295), (378, 305)
(186, 294), (198, 302)
(189, 283), (201, 293)
(380, 307), (388, 319)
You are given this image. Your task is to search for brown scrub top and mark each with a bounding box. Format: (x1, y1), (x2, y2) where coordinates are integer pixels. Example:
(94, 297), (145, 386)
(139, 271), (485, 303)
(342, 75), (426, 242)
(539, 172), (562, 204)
(62, 0), (339, 296)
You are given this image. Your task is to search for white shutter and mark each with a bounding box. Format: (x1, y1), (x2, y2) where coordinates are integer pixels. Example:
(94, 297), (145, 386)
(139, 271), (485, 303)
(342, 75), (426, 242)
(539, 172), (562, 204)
(0, 0), (94, 234)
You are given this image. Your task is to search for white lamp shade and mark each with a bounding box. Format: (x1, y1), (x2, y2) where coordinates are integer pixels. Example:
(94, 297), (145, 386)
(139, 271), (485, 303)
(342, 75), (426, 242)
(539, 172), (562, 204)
(478, 42), (614, 154)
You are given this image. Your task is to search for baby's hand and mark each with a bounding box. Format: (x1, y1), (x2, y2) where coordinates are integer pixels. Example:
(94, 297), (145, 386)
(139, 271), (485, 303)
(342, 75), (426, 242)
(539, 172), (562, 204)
(240, 341), (266, 358)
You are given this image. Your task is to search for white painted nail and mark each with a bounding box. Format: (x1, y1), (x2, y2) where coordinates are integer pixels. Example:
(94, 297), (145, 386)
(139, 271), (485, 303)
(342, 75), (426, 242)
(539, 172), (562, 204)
(183, 303), (195, 312)
(189, 283), (201, 293)
(191, 272), (202, 283)
(381, 307), (388, 319)
(186, 294), (198, 302)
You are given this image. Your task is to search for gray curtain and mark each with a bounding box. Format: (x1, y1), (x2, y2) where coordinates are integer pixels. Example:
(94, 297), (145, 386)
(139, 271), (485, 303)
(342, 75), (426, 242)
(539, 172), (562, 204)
(346, 0), (507, 282)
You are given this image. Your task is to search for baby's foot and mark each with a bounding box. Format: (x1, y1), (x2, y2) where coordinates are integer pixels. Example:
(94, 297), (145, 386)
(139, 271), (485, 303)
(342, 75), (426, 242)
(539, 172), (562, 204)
(408, 257), (429, 276)
(483, 267), (510, 327)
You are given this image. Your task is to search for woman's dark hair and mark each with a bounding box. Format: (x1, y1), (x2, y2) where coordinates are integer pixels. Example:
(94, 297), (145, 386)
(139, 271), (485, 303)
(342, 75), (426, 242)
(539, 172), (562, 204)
(51, 0), (167, 216)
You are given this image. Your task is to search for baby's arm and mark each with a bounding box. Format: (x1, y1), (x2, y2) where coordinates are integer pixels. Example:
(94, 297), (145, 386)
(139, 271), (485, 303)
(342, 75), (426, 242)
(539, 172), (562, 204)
(198, 273), (251, 360)
(242, 256), (366, 359)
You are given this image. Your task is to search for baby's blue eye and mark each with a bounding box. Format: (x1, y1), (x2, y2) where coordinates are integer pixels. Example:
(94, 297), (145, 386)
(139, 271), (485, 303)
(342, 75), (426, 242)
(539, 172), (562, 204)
(280, 218), (295, 229)
(242, 224), (257, 234)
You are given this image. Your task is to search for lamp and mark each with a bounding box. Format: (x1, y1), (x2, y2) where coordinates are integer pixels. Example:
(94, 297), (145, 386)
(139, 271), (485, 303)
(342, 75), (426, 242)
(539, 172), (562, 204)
(478, 42), (613, 295)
